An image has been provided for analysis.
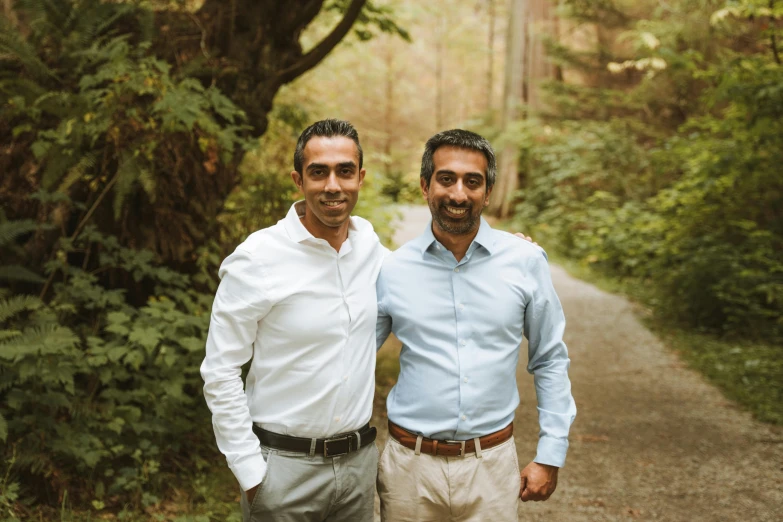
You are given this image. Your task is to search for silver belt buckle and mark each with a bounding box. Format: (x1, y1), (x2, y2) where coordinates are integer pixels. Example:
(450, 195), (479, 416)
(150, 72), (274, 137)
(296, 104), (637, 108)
(445, 439), (466, 457)
(323, 436), (351, 457)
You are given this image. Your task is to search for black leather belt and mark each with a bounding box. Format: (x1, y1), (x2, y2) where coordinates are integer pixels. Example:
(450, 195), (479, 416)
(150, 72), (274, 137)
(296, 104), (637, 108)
(252, 423), (377, 457)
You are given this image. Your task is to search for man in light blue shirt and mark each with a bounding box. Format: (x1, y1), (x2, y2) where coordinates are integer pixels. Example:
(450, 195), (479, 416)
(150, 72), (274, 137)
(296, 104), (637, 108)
(375, 129), (576, 521)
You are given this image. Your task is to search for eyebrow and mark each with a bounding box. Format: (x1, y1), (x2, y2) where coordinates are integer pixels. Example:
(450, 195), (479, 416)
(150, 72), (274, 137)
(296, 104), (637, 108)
(306, 161), (357, 172)
(435, 169), (485, 179)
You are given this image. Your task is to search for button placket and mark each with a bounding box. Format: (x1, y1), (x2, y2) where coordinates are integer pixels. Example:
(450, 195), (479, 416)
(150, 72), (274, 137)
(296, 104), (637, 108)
(452, 261), (467, 432)
(334, 254), (351, 420)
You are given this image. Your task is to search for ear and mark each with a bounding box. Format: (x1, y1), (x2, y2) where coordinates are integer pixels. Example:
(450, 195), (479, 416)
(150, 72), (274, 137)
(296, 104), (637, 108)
(358, 168), (366, 188)
(291, 171), (303, 191)
(420, 177), (429, 200)
(484, 185), (493, 207)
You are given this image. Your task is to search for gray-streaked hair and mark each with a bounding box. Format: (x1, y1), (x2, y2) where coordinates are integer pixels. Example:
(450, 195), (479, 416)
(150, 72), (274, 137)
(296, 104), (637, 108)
(420, 129), (497, 189)
(293, 119), (363, 173)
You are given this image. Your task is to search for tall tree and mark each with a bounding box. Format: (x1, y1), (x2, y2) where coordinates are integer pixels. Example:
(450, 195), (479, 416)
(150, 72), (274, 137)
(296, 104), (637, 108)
(486, 0), (497, 112)
(488, 0), (526, 216)
(1, 0), (406, 270)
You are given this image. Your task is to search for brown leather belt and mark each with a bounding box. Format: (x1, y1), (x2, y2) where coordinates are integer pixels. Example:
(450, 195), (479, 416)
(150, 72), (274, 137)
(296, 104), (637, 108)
(388, 421), (513, 457)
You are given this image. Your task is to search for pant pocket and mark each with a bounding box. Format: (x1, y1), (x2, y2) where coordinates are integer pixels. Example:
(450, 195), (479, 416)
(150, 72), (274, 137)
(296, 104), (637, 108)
(248, 452), (274, 517)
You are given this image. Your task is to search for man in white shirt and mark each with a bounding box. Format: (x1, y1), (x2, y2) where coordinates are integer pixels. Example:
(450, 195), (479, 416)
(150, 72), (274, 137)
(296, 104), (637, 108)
(201, 119), (386, 521)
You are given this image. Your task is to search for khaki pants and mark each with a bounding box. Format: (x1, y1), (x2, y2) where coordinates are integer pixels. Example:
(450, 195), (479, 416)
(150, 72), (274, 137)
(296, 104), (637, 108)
(240, 442), (378, 522)
(378, 436), (521, 522)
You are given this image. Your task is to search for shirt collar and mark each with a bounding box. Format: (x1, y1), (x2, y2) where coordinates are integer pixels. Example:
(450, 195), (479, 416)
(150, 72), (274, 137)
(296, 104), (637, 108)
(282, 200), (358, 245)
(413, 216), (495, 256)
(282, 201), (312, 243)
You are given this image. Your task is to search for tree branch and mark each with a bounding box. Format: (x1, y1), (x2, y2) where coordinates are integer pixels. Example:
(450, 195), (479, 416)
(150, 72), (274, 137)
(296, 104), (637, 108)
(275, 0), (368, 85)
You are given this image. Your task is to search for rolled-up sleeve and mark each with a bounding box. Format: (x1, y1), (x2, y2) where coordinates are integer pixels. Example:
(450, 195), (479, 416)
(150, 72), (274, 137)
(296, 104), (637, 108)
(523, 254), (577, 468)
(201, 247), (272, 491)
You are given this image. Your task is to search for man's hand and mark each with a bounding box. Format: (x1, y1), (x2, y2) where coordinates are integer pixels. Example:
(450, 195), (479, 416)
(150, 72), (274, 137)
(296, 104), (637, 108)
(246, 484), (259, 505)
(519, 461), (558, 502)
(514, 232), (538, 245)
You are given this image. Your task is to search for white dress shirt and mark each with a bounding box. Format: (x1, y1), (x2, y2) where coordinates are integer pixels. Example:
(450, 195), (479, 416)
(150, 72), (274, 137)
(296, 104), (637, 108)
(201, 201), (386, 491)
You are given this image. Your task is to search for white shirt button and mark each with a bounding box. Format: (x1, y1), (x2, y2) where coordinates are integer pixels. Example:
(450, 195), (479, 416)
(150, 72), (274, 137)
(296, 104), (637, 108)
(463, 377), (468, 383)
(454, 267), (460, 273)
(460, 340), (466, 346)
(343, 376), (348, 382)
(461, 415), (467, 421)
(459, 303), (465, 310)
(334, 416), (340, 423)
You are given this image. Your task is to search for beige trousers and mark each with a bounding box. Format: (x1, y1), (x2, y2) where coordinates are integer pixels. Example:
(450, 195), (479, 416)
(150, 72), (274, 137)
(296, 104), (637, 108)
(377, 436), (521, 522)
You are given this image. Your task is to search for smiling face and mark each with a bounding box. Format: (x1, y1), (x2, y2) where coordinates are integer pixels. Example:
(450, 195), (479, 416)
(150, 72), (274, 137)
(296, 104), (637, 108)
(422, 145), (492, 237)
(291, 136), (365, 238)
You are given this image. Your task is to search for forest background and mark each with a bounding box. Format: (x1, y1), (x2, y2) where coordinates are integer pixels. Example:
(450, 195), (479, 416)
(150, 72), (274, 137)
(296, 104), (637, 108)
(0, 0), (781, 520)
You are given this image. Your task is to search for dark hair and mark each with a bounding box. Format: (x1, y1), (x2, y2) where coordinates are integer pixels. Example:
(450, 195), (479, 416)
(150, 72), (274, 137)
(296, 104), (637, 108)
(293, 119), (363, 173)
(420, 129), (497, 189)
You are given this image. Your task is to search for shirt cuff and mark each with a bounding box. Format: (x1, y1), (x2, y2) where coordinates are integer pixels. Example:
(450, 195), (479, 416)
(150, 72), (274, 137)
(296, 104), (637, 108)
(230, 452), (268, 491)
(534, 436), (569, 468)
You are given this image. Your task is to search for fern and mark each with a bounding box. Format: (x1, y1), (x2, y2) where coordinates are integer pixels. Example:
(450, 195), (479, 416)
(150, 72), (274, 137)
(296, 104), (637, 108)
(112, 155), (142, 220)
(0, 324), (78, 363)
(57, 151), (99, 194)
(0, 266), (44, 284)
(0, 295), (42, 324)
(0, 220), (39, 248)
(137, 167), (156, 202)
(0, 17), (58, 83)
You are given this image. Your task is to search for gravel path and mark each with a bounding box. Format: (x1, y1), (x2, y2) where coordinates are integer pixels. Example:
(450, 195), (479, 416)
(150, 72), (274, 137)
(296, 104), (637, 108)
(374, 205), (783, 521)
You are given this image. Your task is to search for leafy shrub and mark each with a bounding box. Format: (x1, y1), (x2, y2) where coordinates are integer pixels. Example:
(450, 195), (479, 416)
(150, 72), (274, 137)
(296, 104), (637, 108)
(510, 2), (783, 341)
(0, 221), (216, 512)
(1, 0), (252, 264)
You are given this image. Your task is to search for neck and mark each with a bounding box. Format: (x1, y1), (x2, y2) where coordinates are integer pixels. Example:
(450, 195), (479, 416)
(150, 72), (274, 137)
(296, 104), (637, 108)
(300, 213), (350, 252)
(432, 222), (479, 262)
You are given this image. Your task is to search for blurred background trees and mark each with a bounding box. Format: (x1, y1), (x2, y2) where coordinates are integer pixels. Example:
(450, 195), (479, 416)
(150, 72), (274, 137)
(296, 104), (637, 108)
(1, 0), (780, 518)
(498, 0), (782, 339)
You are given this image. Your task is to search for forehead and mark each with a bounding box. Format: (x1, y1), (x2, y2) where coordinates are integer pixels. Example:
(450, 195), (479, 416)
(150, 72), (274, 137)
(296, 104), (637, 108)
(432, 146), (488, 177)
(302, 136), (359, 167)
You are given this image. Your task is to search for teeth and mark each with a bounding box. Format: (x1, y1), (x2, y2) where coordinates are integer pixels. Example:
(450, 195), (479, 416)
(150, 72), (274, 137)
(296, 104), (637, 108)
(446, 206), (467, 215)
(323, 201), (343, 207)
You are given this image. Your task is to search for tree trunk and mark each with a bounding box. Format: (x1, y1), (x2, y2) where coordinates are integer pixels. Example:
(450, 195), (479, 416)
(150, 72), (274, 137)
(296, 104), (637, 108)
(435, 9), (446, 129)
(486, 0), (496, 113)
(527, 0), (556, 112)
(488, 0), (526, 217)
(384, 49), (395, 179)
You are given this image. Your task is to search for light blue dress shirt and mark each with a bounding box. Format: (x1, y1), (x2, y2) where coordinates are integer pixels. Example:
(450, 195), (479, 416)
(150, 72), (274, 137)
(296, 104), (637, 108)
(376, 218), (576, 467)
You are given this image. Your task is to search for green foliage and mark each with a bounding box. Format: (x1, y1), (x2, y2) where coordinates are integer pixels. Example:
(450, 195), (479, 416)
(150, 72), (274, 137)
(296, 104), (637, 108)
(511, 0), (783, 341)
(0, 0), (411, 517)
(328, 0), (412, 42)
(0, 220), (216, 514)
(1, 0), (252, 263)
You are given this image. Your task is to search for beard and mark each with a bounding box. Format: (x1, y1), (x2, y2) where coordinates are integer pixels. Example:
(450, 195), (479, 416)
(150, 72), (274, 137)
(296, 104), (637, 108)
(428, 198), (483, 235)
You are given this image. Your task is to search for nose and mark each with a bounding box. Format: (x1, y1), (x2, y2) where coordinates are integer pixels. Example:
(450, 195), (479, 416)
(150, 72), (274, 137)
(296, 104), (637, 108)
(324, 171), (340, 193)
(450, 180), (468, 204)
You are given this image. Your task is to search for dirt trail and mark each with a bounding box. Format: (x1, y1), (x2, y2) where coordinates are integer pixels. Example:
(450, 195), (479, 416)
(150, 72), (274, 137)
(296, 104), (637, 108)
(374, 206), (783, 521)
